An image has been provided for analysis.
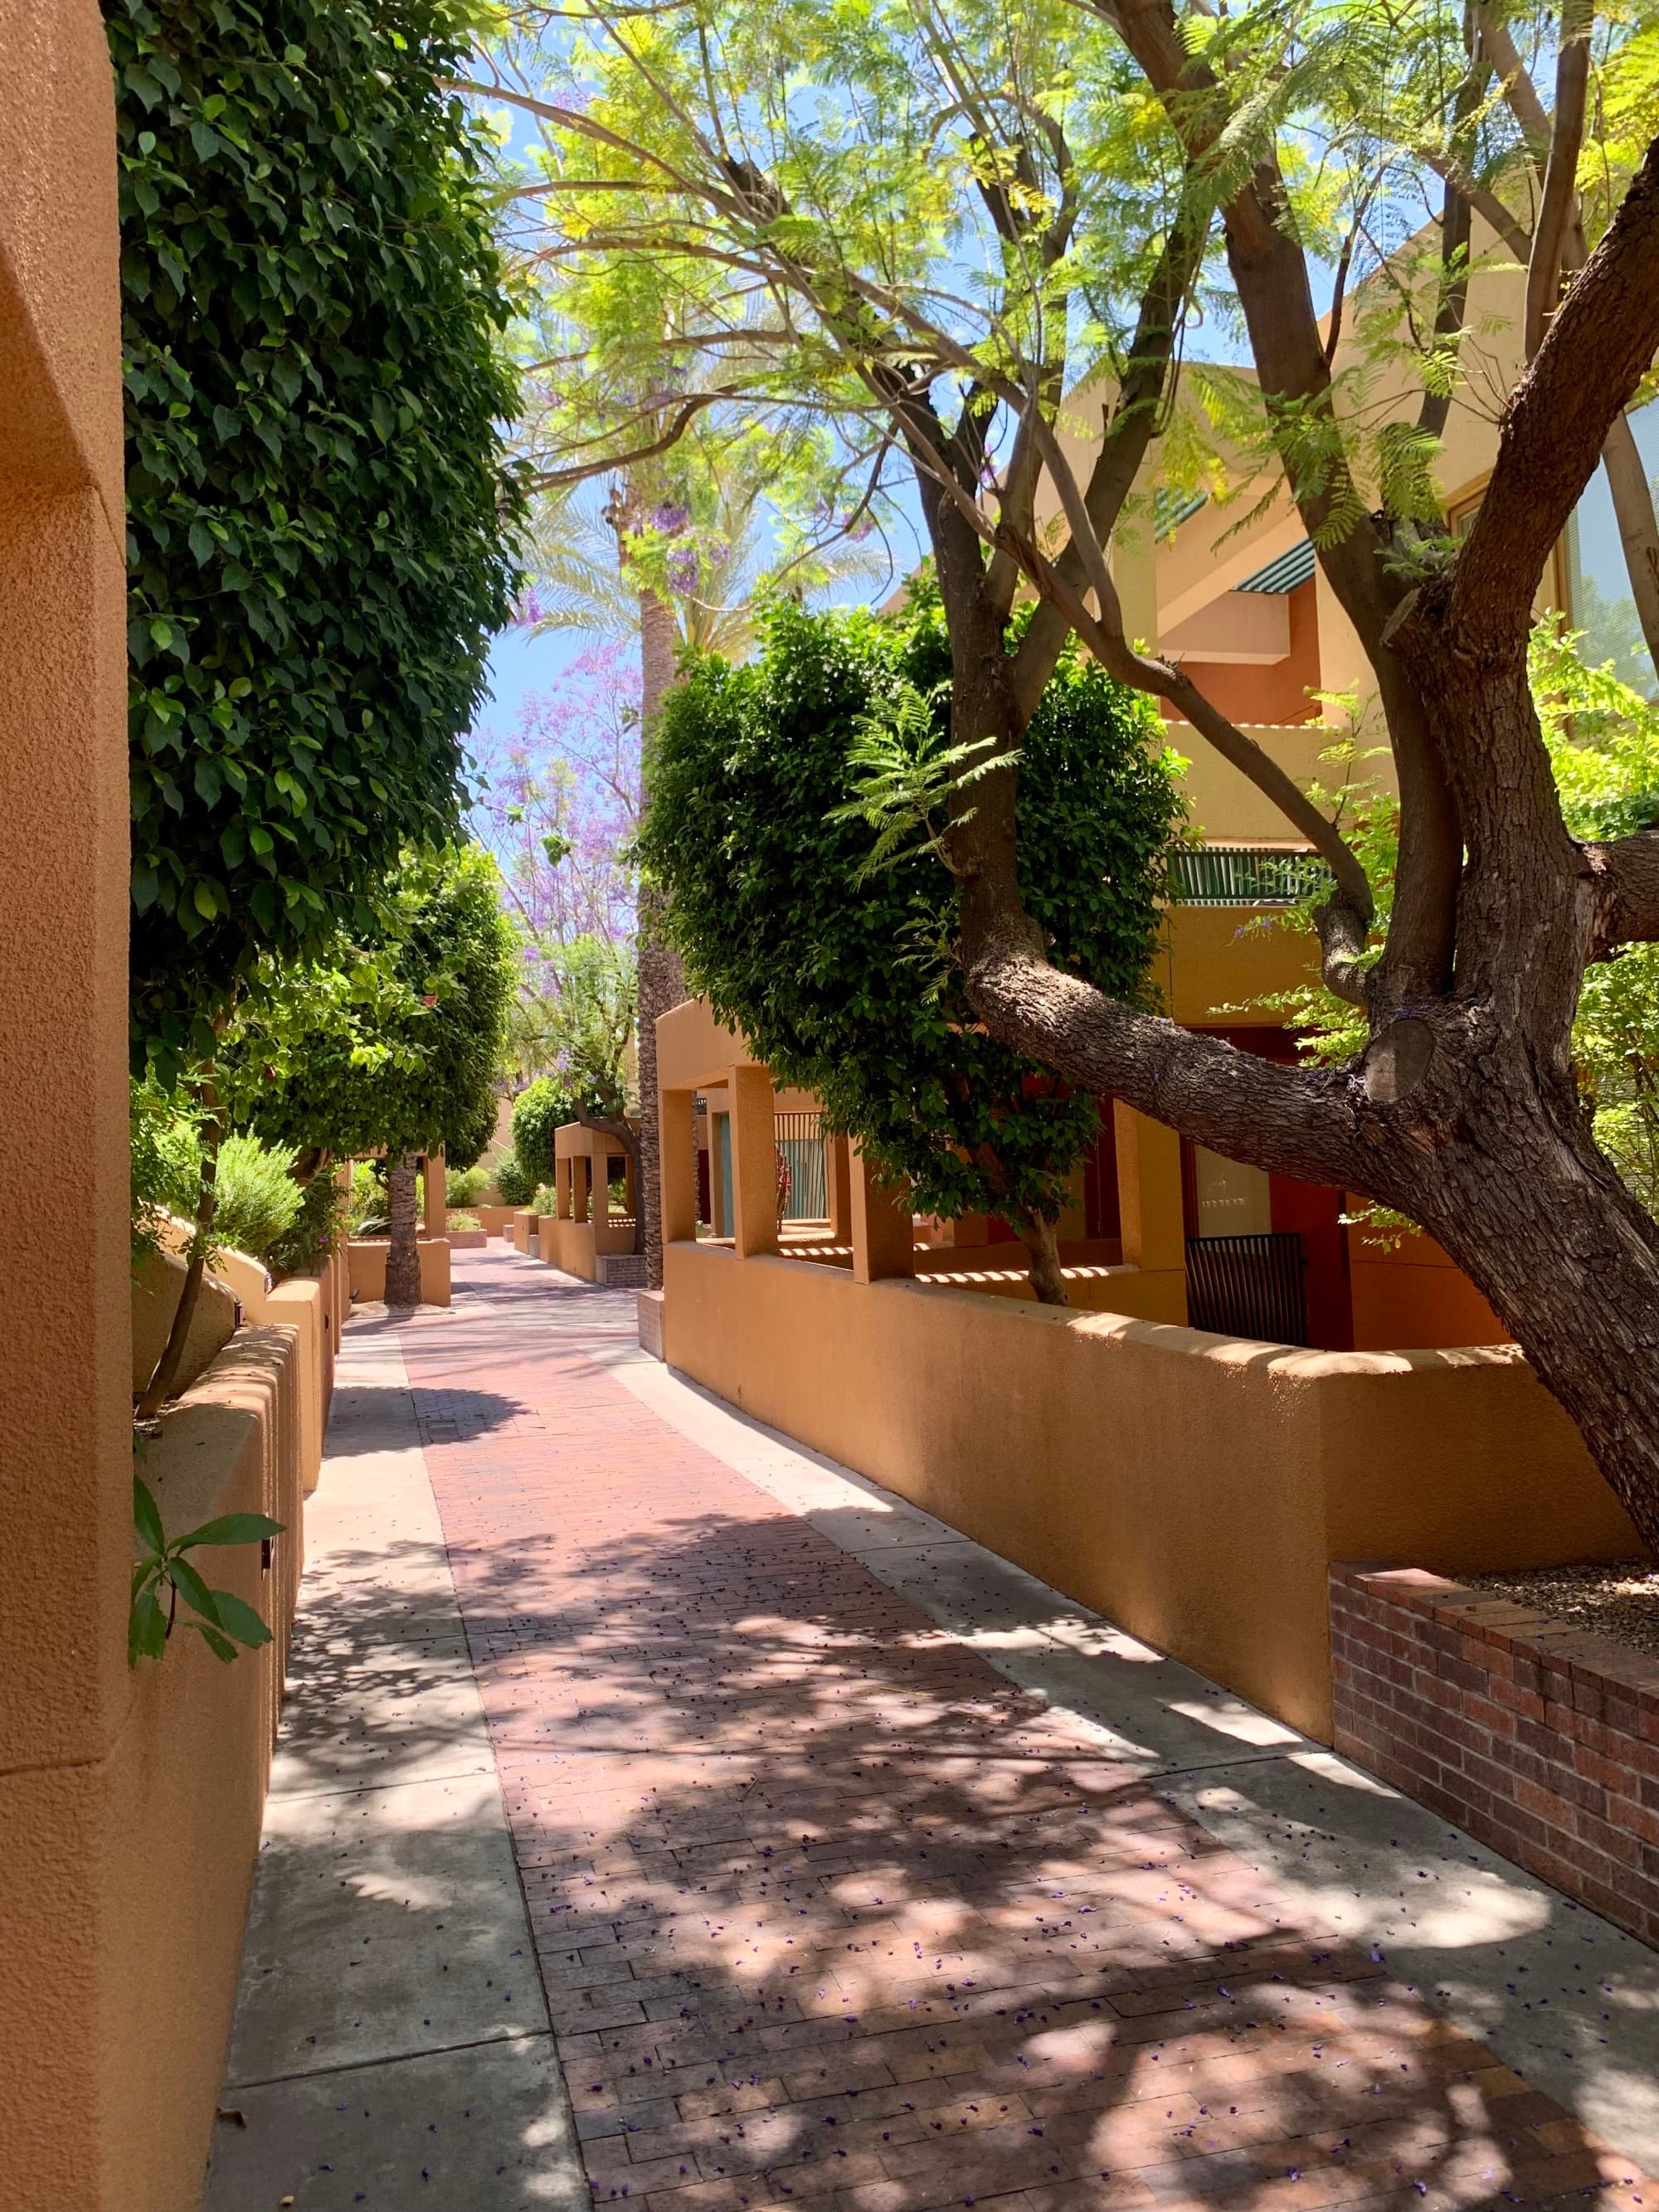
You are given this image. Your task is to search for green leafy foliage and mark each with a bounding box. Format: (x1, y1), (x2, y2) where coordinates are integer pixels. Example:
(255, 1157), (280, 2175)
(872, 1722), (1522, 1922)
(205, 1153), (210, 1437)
(130, 1076), (206, 1271)
(264, 1170), (347, 1279)
(494, 1150), (538, 1208)
(129, 1475), (285, 1665)
(222, 844), (515, 1164)
(640, 590), (1185, 1237)
(212, 1135), (304, 1258)
(109, 0), (526, 1067)
(445, 1163), (491, 1207)
(505, 934), (636, 1117)
(1235, 630), (1659, 1218)
(511, 1077), (580, 1185)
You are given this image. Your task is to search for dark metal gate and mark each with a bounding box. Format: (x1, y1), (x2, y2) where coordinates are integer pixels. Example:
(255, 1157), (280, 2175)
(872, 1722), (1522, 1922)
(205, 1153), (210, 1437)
(1185, 1231), (1308, 1345)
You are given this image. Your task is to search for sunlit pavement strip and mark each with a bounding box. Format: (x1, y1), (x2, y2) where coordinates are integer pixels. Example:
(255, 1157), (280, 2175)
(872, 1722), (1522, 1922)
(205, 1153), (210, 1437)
(361, 1245), (1659, 2212)
(202, 1317), (587, 2210)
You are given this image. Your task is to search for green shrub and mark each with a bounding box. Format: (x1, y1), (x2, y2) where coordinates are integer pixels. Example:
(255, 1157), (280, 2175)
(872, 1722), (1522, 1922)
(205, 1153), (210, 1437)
(495, 1151), (537, 1208)
(531, 1183), (559, 1217)
(266, 1174), (346, 1281)
(446, 1163), (490, 1206)
(347, 1160), (387, 1235)
(446, 1209), (483, 1232)
(130, 1077), (202, 1271)
(213, 1137), (304, 1260)
(511, 1079), (577, 1184)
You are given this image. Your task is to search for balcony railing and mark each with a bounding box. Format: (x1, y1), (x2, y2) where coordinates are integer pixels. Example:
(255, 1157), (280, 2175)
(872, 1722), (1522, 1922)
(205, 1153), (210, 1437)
(1185, 1230), (1309, 1345)
(1169, 845), (1333, 907)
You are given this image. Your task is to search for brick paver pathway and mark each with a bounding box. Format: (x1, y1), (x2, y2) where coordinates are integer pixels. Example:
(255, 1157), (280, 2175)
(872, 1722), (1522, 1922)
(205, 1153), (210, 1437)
(392, 1254), (1647, 2212)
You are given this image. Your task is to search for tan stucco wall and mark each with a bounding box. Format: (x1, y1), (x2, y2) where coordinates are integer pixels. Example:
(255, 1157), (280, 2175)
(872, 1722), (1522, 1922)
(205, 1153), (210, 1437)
(212, 1247), (342, 1493)
(546, 1213), (599, 1281)
(132, 1248), (242, 1394)
(348, 1234), (452, 1307)
(101, 1320), (309, 2208)
(663, 1244), (1637, 1741)
(1160, 903), (1321, 1028)
(0, 6), (136, 2203)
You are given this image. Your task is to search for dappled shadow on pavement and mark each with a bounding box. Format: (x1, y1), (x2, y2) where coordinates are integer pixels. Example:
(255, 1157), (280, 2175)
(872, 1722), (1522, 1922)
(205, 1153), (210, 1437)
(379, 1261), (1649, 2212)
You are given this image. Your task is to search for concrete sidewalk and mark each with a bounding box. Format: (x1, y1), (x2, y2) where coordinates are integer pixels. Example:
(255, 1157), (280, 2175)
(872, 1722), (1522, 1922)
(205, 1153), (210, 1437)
(207, 1247), (1659, 2211)
(202, 1320), (586, 2209)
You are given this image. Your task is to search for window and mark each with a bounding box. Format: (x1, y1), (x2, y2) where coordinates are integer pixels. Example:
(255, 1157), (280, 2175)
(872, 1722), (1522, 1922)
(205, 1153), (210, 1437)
(1565, 400), (1658, 698)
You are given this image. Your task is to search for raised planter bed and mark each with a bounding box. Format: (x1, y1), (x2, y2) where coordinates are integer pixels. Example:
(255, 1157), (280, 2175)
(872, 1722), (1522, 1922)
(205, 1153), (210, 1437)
(1331, 1563), (1659, 1949)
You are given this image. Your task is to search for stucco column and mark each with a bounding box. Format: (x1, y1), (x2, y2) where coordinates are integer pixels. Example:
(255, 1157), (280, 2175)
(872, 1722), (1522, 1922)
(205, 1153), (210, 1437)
(727, 1063), (780, 1259)
(1113, 1101), (1186, 1273)
(849, 1142), (916, 1284)
(825, 1131), (853, 1242)
(0, 7), (128, 2200)
(593, 1143), (610, 1232)
(574, 1156), (590, 1226)
(659, 1088), (698, 1246)
(422, 1150), (445, 1237)
(556, 1155), (572, 1220)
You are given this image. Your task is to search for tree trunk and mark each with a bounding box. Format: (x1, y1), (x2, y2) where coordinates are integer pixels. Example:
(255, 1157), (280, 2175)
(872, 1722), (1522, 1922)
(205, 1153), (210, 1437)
(1017, 1211), (1069, 1306)
(384, 1152), (422, 1308)
(1601, 409), (1659, 671)
(636, 584), (688, 1291)
(1382, 1062), (1659, 1558)
(136, 1084), (222, 1417)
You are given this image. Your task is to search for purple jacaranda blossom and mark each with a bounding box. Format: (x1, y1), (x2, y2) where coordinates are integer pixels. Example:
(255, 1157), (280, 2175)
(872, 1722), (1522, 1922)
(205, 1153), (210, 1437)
(469, 639), (642, 951)
(665, 546), (700, 597)
(651, 500), (692, 537)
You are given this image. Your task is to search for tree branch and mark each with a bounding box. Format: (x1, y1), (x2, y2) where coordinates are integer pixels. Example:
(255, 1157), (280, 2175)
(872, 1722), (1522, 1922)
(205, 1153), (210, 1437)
(1100, 0), (1462, 1004)
(1524, 0), (1593, 359)
(1589, 830), (1659, 955)
(1006, 177), (1211, 717)
(1000, 518), (1375, 940)
(1453, 129), (1659, 652)
(962, 946), (1363, 1190)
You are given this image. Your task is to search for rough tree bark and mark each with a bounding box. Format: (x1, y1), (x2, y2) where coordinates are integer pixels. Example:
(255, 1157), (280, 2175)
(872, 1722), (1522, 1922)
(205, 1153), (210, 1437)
(384, 1151), (422, 1308)
(635, 583), (687, 1291)
(1017, 1213), (1068, 1307)
(949, 122), (1659, 1556)
(465, 32), (1659, 1543)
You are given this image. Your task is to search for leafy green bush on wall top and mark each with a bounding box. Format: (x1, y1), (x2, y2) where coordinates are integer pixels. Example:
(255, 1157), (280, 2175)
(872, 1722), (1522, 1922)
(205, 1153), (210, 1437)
(494, 1151), (537, 1208)
(640, 589), (1185, 1261)
(510, 1077), (580, 1187)
(108, 0), (525, 1067)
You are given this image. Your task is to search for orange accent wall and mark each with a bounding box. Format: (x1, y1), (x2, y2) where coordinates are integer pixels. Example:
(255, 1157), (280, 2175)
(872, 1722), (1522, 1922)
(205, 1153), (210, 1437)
(1160, 577), (1322, 727)
(1347, 1212), (1510, 1350)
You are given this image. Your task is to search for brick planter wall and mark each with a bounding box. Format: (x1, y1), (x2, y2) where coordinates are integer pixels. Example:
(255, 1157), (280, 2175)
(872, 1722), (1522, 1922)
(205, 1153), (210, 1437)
(1331, 1563), (1659, 1950)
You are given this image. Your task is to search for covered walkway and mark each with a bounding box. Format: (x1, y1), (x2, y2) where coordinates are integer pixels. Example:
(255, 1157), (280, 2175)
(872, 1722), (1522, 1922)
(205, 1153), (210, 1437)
(207, 1247), (1659, 2208)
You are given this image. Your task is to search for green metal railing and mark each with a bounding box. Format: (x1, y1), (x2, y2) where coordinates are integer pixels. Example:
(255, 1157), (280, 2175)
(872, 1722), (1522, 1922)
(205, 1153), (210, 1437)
(1169, 845), (1333, 907)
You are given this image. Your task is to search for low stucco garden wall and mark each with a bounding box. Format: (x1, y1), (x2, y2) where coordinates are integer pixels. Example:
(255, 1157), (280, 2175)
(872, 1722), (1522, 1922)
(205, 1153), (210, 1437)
(100, 1317), (310, 2207)
(661, 1242), (1638, 1740)
(348, 1233), (450, 1307)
